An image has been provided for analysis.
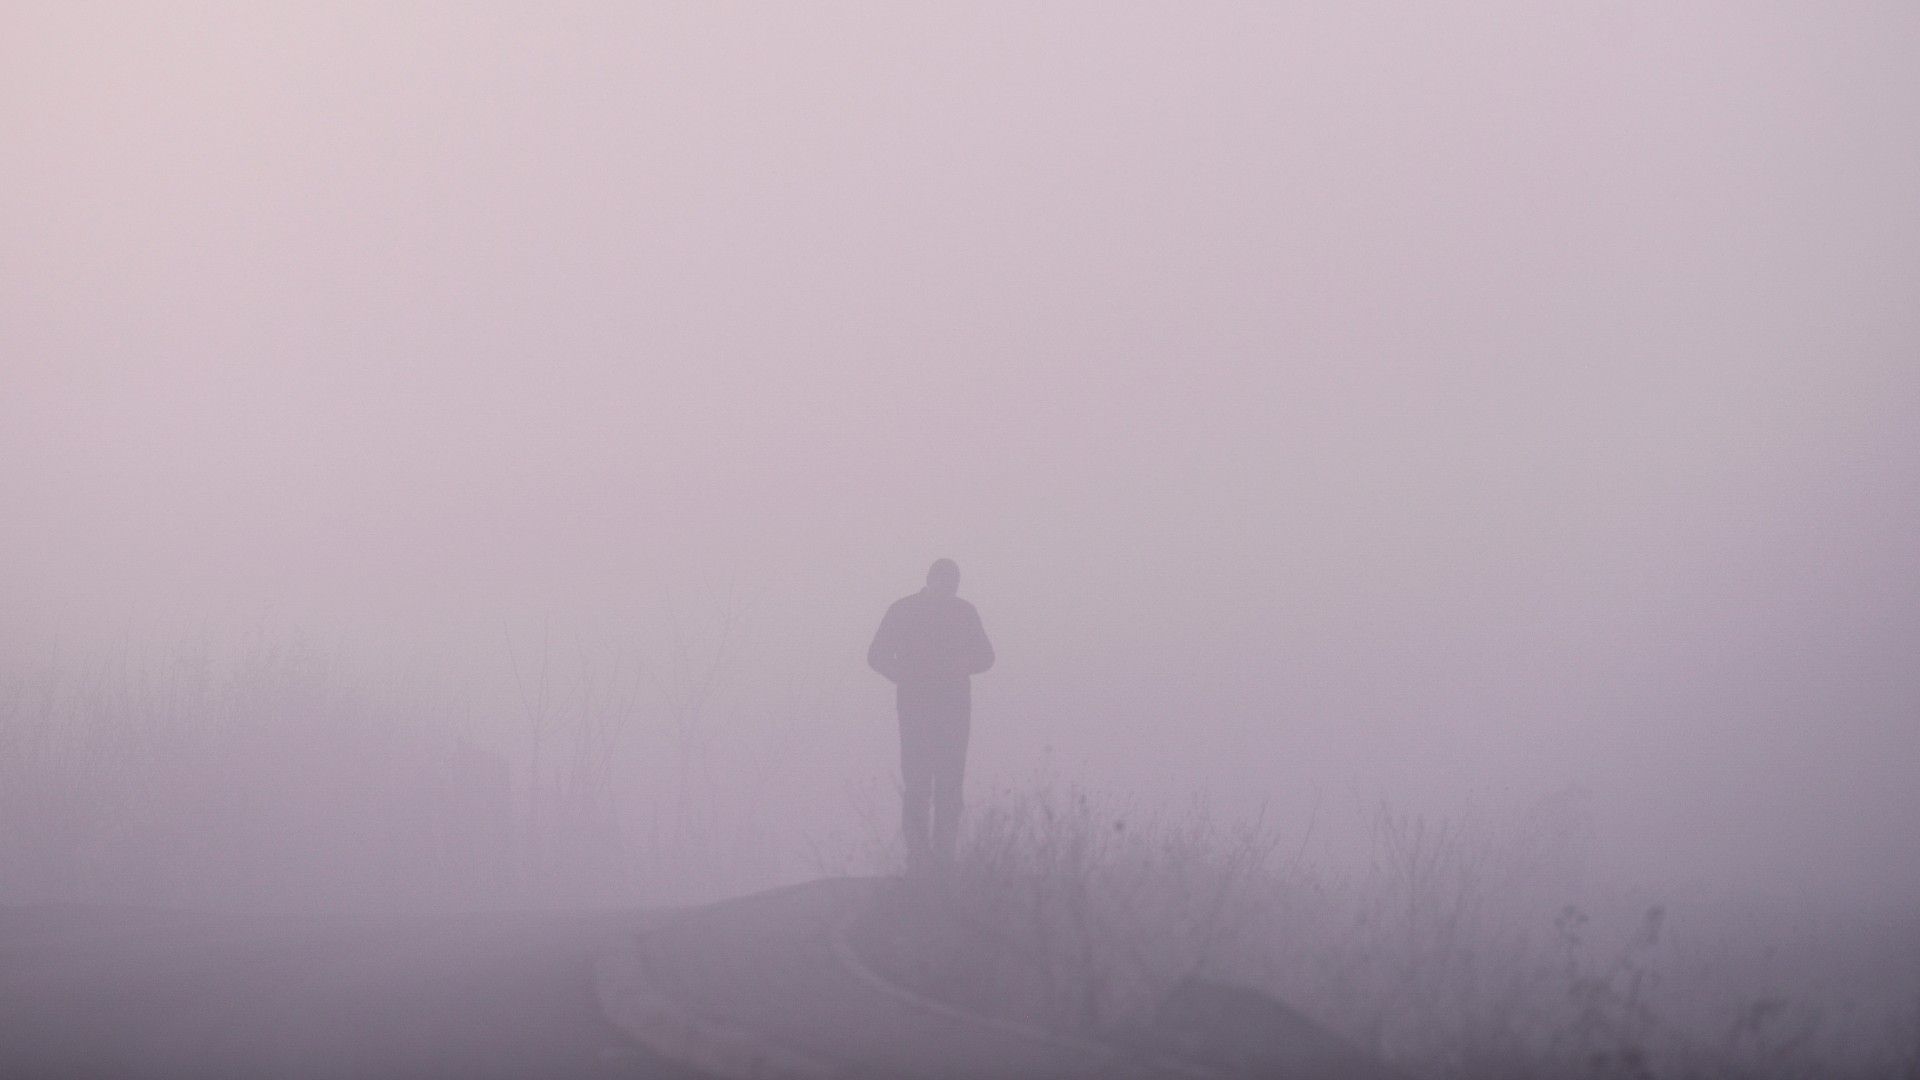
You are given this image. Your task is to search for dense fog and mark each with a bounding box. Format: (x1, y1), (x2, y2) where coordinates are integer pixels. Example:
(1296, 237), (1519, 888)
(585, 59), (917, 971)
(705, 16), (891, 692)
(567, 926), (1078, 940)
(2, 3), (1916, 1076)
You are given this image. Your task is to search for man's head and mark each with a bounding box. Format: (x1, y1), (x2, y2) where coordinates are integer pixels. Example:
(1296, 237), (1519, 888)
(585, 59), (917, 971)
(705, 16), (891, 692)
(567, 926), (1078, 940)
(925, 558), (960, 596)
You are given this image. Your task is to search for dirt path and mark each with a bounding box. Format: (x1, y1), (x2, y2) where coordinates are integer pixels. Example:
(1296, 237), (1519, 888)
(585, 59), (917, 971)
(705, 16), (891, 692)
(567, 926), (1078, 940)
(599, 877), (1168, 1080)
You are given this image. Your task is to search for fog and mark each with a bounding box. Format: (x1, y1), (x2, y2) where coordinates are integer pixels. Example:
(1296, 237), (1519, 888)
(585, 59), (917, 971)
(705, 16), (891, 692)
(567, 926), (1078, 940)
(3, 3), (1917, 1076)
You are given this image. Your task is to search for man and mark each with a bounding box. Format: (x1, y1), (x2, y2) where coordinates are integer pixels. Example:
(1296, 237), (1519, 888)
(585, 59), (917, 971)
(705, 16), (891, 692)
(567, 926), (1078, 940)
(867, 559), (994, 871)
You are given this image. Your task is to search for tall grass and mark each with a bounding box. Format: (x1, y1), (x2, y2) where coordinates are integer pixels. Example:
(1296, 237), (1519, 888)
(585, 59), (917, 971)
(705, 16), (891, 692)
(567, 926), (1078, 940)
(849, 784), (1920, 1080)
(0, 624), (804, 909)
(0, 635), (519, 907)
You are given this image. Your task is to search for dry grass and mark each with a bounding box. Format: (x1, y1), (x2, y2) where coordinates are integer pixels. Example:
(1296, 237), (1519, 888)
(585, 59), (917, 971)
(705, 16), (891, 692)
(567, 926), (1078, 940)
(0, 637), (522, 907)
(0, 627), (819, 909)
(851, 783), (1920, 1080)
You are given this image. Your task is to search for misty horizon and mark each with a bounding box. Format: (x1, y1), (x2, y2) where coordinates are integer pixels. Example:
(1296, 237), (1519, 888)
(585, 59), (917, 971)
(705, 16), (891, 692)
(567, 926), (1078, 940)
(3, 3), (1917, 1077)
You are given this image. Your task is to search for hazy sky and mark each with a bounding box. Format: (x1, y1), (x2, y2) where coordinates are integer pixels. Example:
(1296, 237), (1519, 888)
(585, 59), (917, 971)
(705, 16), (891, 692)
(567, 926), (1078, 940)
(4, 3), (1917, 903)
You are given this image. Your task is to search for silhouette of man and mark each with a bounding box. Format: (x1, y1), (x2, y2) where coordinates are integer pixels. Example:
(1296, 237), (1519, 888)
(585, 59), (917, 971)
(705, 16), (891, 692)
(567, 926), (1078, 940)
(867, 559), (994, 871)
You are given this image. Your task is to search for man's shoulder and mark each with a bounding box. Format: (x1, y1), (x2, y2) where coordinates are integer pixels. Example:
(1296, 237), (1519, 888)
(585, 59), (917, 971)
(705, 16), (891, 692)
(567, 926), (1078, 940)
(889, 592), (974, 615)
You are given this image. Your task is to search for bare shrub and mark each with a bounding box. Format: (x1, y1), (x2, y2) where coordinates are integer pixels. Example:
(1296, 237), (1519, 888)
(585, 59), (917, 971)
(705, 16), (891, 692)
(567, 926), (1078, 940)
(851, 783), (1278, 1038)
(852, 783), (1918, 1080)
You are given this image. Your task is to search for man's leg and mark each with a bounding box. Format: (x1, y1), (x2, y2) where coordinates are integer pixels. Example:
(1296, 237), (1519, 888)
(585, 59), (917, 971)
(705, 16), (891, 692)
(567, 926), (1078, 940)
(898, 709), (933, 867)
(929, 710), (971, 864)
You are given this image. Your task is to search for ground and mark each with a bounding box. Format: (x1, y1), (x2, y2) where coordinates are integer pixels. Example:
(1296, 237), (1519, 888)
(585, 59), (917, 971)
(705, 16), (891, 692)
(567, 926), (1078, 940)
(0, 879), (1401, 1079)
(0, 902), (705, 1079)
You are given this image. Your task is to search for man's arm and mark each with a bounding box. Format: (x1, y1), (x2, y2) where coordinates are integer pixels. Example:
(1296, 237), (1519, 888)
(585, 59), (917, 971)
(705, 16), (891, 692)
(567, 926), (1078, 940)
(868, 602), (903, 683)
(964, 603), (994, 675)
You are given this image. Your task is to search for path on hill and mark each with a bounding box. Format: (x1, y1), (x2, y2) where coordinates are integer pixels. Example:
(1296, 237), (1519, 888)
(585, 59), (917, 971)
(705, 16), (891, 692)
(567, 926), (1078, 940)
(598, 877), (1183, 1080)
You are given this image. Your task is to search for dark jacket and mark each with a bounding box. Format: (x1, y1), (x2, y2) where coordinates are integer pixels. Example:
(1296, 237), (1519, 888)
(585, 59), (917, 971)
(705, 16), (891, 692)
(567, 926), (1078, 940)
(867, 590), (994, 705)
